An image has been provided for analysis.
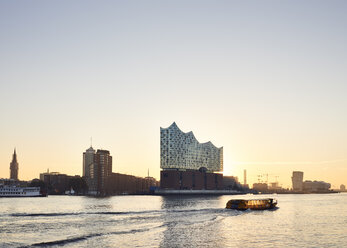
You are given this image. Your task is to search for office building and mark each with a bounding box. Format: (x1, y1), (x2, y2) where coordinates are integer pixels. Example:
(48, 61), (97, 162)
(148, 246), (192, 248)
(83, 147), (112, 195)
(83, 146), (96, 194)
(83, 146), (95, 178)
(291, 171), (332, 193)
(94, 149), (112, 194)
(303, 180), (331, 192)
(292, 171), (304, 191)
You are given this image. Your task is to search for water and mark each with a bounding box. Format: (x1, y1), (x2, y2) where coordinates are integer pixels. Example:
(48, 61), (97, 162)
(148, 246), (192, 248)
(1, 193), (346, 247)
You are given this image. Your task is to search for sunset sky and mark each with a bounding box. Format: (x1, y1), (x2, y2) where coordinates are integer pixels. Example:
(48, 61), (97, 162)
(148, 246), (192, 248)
(1, 1), (346, 188)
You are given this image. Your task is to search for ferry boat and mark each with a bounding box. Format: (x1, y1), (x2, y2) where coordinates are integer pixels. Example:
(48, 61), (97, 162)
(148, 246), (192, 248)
(0, 185), (47, 197)
(226, 198), (277, 210)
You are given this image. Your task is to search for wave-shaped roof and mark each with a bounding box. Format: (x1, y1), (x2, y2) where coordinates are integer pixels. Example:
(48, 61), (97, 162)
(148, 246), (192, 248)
(161, 122), (222, 149)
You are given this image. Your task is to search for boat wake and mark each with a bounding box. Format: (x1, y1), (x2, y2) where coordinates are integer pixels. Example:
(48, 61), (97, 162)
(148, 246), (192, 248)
(11, 208), (229, 218)
(21, 225), (165, 247)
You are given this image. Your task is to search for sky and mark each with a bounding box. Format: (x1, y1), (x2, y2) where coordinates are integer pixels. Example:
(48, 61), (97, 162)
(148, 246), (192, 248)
(1, 0), (346, 188)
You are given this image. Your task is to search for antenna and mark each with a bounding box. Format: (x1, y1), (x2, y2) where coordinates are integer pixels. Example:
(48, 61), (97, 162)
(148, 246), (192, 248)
(90, 137), (93, 147)
(148, 168), (149, 178)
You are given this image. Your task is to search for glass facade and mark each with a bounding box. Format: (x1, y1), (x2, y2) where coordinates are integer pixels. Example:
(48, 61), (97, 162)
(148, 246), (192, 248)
(160, 122), (223, 172)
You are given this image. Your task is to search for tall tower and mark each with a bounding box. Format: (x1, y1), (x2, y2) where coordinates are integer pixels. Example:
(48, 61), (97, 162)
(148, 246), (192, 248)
(10, 148), (19, 180)
(244, 169), (247, 186)
(83, 146), (95, 177)
(83, 146), (96, 194)
(95, 149), (112, 195)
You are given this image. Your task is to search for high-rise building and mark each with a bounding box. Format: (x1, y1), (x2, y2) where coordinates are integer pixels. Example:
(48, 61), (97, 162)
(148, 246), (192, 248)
(94, 149), (112, 195)
(83, 146), (95, 180)
(160, 122), (223, 172)
(83, 146), (96, 194)
(292, 171), (304, 191)
(10, 149), (19, 180)
(83, 147), (112, 195)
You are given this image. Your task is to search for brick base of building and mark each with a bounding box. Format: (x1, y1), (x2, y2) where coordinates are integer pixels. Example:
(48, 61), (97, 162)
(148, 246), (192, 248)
(160, 170), (223, 190)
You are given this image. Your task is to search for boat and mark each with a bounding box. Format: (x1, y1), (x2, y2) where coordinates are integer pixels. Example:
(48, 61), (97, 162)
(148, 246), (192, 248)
(0, 185), (47, 197)
(226, 198), (277, 210)
(65, 187), (75, 195)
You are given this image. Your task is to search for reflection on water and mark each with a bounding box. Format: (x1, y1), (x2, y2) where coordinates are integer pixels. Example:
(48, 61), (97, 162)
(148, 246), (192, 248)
(161, 195), (221, 209)
(160, 196), (227, 248)
(0, 194), (346, 247)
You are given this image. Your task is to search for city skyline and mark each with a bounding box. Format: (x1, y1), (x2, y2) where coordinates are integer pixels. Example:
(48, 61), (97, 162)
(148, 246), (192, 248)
(1, 1), (347, 188)
(1, 122), (345, 189)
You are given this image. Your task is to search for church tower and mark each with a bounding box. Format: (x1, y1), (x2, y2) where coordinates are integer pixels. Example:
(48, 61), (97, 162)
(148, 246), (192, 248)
(10, 148), (19, 180)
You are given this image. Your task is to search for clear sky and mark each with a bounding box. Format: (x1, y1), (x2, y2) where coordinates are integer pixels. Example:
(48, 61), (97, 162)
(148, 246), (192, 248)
(1, 0), (346, 188)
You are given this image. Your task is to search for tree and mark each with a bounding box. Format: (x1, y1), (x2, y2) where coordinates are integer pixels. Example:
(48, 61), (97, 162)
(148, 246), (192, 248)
(29, 179), (46, 190)
(68, 177), (88, 194)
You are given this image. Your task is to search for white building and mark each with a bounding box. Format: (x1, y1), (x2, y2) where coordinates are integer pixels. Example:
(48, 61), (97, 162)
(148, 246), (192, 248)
(160, 122), (223, 172)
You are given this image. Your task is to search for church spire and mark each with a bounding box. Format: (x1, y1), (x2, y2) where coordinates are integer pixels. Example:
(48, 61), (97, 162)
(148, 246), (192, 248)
(10, 148), (19, 180)
(12, 148), (17, 162)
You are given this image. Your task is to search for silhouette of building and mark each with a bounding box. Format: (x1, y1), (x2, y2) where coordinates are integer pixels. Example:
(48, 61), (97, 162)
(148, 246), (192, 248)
(0, 178), (22, 186)
(94, 149), (112, 195)
(268, 182), (281, 191)
(223, 176), (242, 190)
(252, 183), (268, 192)
(83, 147), (112, 195)
(106, 173), (159, 195)
(303, 180), (331, 192)
(160, 122), (223, 190)
(10, 149), (19, 180)
(160, 170), (223, 190)
(82, 146), (159, 195)
(83, 146), (95, 177)
(292, 171), (304, 191)
(40, 171), (81, 194)
(291, 171), (332, 193)
(340, 184), (346, 191)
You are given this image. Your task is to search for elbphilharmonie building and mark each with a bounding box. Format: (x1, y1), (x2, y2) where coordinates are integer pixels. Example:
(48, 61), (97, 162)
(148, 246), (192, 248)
(160, 122), (223, 172)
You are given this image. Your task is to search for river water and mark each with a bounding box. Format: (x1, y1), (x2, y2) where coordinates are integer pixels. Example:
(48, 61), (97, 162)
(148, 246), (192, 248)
(0, 193), (346, 247)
